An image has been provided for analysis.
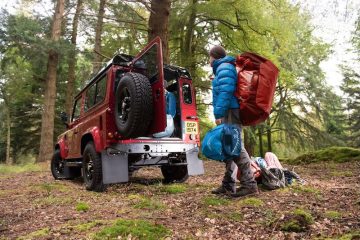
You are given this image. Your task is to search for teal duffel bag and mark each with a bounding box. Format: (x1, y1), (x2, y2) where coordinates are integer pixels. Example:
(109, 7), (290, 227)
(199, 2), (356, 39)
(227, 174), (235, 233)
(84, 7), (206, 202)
(201, 124), (242, 161)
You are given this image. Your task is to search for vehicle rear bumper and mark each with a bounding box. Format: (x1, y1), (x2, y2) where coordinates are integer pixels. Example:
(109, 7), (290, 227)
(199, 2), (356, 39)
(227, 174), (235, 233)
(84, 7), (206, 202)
(107, 141), (198, 155)
(101, 141), (204, 184)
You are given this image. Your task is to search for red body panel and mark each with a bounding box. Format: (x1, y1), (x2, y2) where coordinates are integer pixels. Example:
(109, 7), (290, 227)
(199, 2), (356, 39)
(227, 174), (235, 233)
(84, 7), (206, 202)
(57, 137), (68, 159)
(178, 77), (200, 145)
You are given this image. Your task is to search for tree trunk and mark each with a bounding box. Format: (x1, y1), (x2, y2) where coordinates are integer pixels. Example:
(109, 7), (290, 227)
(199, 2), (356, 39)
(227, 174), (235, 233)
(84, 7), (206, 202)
(148, 0), (171, 63)
(182, 0), (197, 76)
(266, 118), (272, 152)
(5, 104), (12, 165)
(93, 0), (107, 73)
(258, 126), (264, 157)
(38, 0), (65, 163)
(65, 0), (83, 116)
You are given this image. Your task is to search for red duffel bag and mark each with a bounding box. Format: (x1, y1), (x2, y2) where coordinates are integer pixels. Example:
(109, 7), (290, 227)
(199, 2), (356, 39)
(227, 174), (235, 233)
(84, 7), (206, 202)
(235, 52), (279, 126)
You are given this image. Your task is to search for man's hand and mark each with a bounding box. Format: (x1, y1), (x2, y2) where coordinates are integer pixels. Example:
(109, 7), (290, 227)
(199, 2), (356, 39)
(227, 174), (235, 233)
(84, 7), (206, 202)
(215, 118), (224, 125)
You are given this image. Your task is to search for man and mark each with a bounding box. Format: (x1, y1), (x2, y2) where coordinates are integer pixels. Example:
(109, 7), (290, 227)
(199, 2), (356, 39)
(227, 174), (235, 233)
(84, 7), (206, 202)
(209, 45), (258, 197)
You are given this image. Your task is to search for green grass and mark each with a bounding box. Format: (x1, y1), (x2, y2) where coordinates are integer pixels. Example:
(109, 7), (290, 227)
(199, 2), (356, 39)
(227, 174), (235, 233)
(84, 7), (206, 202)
(73, 220), (107, 232)
(0, 163), (42, 174)
(33, 182), (69, 195)
(330, 171), (354, 177)
(76, 202), (90, 212)
(133, 197), (165, 210)
(224, 212), (243, 221)
(238, 197), (264, 207)
(202, 196), (230, 206)
(281, 220), (303, 232)
(18, 227), (50, 239)
(316, 231), (360, 240)
(33, 195), (72, 206)
(293, 208), (314, 224)
(160, 184), (187, 194)
(92, 219), (170, 240)
(285, 147), (360, 164)
(279, 208), (314, 232)
(290, 184), (321, 197)
(324, 210), (342, 219)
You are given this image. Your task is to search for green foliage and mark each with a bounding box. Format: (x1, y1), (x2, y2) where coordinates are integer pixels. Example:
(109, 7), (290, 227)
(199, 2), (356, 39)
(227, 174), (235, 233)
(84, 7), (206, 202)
(238, 197), (264, 207)
(293, 208), (314, 224)
(73, 220), (106, 232)
(340, 66), (360, 147)
(33, 195), (72, 206)
(324, 211), (342, 219)
(280, 220), (303, 232)
(287, 147), (360, 164)
(0, 0), (355, 163)
(133, 197), (165, 210)
(76, 202), (90, 212)
(18, 227), (50, 239)
(202, 196), (230, 206)
(33, 182), (69, 195)
(93, 219), (170, 240)
(160, 184), (187, 194)
(280, 208), (314, 232)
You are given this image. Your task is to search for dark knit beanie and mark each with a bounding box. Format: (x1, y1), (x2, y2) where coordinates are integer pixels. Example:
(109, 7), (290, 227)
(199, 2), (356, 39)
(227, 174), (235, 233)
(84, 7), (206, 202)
(209, 45), (226, 59)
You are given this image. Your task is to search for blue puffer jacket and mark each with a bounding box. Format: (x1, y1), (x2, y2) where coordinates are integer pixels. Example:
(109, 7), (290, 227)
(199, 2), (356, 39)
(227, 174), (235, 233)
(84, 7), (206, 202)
(212, 56), (239, 119)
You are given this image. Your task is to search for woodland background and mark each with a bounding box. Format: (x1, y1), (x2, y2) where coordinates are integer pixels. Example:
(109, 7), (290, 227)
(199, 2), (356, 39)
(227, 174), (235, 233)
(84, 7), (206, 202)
(0, 0), (360, 164)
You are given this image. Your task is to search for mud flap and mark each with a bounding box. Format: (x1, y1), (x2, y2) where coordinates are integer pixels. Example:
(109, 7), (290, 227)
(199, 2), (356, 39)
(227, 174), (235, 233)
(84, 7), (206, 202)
(101, 151), (129, 184)
(186, 147), (204, 175)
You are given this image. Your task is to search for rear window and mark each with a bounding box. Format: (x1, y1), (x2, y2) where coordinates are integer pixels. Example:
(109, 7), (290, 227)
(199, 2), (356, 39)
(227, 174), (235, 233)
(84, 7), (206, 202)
(182, 83), (192, 104)
(133, 44), (158, 83)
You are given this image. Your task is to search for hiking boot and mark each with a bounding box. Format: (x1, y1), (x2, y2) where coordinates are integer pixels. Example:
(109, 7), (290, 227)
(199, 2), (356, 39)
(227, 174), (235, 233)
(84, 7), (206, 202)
(211, 185), (235, 194)
(230, 186), (259, 198)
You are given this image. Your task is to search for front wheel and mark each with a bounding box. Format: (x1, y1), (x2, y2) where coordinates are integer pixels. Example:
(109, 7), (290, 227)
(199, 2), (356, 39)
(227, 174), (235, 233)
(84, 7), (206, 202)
(82, 142), (106, 192)
(51, 149), (66, 180)
(161, 165), (189, 183)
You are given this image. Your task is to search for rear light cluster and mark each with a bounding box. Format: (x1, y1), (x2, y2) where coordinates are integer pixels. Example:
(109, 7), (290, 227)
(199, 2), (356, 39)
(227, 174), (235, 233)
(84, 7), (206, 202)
(107, 131), (119, 139)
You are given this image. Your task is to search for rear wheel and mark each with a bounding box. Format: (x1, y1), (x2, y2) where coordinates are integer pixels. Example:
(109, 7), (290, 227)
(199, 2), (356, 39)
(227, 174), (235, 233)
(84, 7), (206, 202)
(82, 142), (106, 192)
(115, 72), (153, 138)
(51, 149), (65, 180)
(161, 165), (189, 183)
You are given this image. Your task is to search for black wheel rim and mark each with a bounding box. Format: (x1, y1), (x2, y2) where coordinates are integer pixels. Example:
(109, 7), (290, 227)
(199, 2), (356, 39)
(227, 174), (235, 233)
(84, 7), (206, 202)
(84, 153), (94, 181)
(117, 87), (131, 124)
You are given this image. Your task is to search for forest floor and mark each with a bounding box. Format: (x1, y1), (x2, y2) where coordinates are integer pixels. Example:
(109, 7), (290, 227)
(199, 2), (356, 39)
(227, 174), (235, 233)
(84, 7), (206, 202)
(0, 160), (359, 240)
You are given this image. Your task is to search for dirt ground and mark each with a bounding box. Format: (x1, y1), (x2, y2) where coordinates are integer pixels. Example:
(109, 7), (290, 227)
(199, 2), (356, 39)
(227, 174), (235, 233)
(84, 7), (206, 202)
(0, 160), (359, 240)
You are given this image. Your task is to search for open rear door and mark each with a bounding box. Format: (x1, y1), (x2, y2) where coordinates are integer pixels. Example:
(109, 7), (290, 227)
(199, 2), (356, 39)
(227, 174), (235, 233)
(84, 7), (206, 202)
(131, 37), (166, 134)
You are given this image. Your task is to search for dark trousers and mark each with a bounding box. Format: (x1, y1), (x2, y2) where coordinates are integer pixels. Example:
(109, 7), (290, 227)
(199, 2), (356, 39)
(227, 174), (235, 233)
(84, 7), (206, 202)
(221, 109), (257, 191)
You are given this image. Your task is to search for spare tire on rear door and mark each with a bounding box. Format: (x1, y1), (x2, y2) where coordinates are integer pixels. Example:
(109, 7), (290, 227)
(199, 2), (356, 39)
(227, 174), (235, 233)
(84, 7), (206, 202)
(115, 72), (153, 138)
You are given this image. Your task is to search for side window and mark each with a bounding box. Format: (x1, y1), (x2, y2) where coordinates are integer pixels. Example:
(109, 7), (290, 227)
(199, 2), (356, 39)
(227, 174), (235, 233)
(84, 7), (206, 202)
(72, 98), (81, 121)
(182, 83), (192, 104)
(95, 75), (107, 104)
(84, 75), (107, 111)
(85, 84), (96, 111)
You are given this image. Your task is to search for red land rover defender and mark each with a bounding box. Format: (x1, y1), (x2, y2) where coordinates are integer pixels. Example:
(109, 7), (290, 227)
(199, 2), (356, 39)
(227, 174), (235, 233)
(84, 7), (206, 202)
(51, 37), (204, 191)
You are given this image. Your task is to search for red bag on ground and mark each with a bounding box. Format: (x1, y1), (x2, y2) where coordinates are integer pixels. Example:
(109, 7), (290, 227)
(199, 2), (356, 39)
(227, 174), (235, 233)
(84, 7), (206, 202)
(235, 52), (279, 126)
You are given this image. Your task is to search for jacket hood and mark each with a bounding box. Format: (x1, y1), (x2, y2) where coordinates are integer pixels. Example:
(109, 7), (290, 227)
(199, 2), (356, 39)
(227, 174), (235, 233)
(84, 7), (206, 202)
(212, 55), (235, 73)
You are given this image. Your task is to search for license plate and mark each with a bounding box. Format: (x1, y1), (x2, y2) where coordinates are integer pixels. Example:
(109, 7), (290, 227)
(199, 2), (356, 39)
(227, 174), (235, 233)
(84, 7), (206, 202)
(185, 121), (198, 134)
